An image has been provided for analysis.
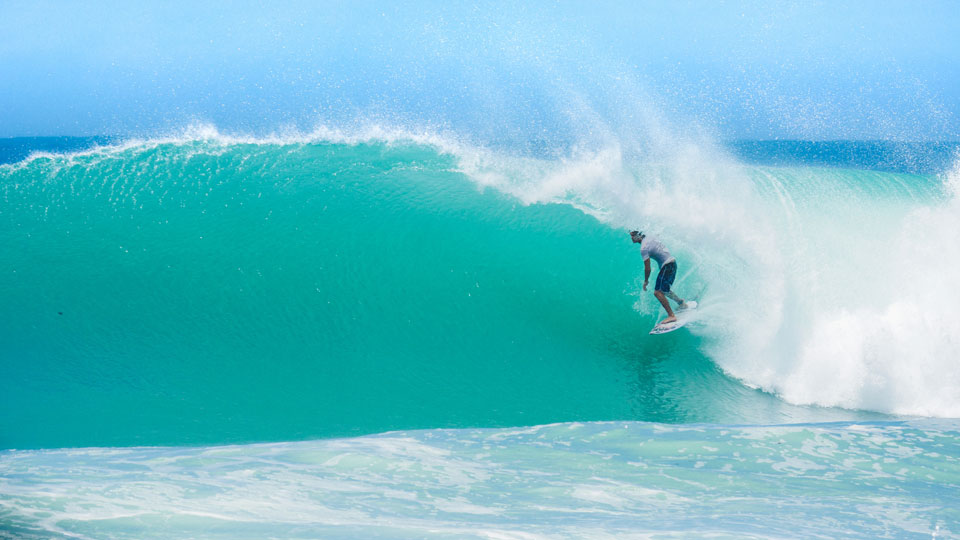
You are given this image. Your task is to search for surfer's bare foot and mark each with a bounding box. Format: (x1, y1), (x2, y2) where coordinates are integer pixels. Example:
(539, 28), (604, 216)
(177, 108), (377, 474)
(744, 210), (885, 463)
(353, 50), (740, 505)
(661, 315), (677, 325)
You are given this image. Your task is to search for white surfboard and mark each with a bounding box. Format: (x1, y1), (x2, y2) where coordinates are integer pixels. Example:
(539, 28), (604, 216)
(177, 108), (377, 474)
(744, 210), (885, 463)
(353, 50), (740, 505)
(649, 301), (698, 335)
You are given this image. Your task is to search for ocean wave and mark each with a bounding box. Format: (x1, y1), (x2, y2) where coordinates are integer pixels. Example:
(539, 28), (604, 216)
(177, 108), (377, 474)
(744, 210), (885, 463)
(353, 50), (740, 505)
(1, 131), (958, 452)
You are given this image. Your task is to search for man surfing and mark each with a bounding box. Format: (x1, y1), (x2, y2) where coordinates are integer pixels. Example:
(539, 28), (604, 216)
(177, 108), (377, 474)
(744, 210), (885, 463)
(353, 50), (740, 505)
(630, 230), (688, 325)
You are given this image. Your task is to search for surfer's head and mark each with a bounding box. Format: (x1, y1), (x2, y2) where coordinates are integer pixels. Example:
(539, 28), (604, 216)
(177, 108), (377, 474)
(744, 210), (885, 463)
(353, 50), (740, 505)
(630, 230), (644, 244)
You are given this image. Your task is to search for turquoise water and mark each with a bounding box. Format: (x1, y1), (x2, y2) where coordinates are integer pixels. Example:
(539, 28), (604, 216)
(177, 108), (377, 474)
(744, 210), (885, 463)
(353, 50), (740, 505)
(2, 133), (959, 537)
(2, 421), (958, 538)
(1, 135), (933, 449)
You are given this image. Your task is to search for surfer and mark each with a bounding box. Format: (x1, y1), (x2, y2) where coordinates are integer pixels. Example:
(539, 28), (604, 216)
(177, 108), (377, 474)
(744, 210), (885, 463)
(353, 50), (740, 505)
(630, 231), (687, 324)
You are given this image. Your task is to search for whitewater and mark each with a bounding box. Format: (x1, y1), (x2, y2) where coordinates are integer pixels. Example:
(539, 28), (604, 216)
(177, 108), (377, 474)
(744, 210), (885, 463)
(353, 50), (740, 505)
(3, 421), (958, 539)
(1, 128), (959, 538)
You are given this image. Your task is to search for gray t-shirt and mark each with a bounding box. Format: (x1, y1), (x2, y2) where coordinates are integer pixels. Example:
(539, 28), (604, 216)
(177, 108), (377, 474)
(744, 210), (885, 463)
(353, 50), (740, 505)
(640, 237), (675, 267)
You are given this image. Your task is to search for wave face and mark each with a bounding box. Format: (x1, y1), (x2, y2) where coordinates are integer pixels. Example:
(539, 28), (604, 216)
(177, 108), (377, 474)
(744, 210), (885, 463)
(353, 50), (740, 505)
(1, 133), (959, 449)
(1, 420), (958, 539)
(455, 136), (960, 420)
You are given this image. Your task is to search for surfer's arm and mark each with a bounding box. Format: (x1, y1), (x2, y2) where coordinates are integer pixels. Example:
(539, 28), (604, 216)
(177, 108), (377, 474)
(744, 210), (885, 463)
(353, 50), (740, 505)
(643, 258), (651, 290)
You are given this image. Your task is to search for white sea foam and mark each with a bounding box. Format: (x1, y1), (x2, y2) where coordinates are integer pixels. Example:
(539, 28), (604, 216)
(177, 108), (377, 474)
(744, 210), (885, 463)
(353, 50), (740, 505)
(770, 162), (960, 417)
(1, 421), (956, 539)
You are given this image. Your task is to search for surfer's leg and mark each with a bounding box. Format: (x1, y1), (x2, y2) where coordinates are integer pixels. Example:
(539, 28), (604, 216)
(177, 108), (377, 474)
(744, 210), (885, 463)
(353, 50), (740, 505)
(654, 290), (676, 322)
(654, 263), (677, 323)
(657, 261), (684, 310)
(651, 262), (682, 323)
(666, 290), (686, 306)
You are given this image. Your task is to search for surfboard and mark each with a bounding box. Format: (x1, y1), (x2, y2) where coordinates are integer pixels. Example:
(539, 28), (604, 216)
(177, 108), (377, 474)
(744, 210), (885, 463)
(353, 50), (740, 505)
(649, 300), (698, 335)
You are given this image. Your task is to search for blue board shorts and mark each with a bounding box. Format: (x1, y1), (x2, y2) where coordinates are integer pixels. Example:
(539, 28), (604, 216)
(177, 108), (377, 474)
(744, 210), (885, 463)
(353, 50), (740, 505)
(655, 261), (677, 293)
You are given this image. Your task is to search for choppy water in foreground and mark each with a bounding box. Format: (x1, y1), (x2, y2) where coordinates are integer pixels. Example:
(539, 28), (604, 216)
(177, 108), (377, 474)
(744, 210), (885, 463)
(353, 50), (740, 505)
(2, 421), (958, 539)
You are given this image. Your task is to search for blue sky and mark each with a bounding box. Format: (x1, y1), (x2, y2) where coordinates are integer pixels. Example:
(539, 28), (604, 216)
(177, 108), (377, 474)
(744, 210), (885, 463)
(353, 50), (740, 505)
(1, 1), (958, 141)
